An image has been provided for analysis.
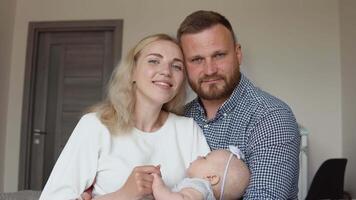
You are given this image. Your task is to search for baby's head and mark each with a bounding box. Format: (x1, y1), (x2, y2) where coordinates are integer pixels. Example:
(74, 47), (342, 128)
(187, 148), (250, 200)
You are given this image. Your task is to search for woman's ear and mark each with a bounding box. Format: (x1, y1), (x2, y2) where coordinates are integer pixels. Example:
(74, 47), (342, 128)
(205, 175), (220, 186)
(132, 68), (137, 84)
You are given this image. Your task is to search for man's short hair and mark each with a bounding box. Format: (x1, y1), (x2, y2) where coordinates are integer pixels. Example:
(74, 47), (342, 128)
(177, 10), (236, 42)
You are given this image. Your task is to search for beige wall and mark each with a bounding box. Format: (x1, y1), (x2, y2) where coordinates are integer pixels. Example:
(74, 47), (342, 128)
(340, 0), (356, 196)
(0, 0), (17, 192)
(1, 0), (351, 194)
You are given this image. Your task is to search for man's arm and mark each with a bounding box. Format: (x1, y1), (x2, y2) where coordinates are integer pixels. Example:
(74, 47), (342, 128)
(244, 108), (300, 199)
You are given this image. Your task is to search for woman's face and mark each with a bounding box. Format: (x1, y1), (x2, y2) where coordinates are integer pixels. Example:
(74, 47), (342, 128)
(133, 40), (185, 106)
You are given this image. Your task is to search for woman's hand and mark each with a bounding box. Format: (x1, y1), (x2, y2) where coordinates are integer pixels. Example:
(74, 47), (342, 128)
(116, 165), (161, 199)
(79, 165), (161, 200)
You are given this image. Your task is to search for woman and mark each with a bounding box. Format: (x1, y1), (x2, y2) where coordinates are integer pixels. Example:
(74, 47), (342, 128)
(39, 34), (210, 200)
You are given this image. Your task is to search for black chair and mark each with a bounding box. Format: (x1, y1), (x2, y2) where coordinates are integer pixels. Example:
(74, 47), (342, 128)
(305, 158), (348, 200)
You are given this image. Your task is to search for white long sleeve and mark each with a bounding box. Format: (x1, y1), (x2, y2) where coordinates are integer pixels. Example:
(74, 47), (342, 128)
(40, 113), (210, 199)
(40, 114), (101, 200)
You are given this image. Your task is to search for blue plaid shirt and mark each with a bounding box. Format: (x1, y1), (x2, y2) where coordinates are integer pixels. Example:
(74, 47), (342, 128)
(185, 74), (300, 199)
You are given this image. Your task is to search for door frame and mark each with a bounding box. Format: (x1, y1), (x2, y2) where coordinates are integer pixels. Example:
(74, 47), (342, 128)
(18, 20), (123, 190)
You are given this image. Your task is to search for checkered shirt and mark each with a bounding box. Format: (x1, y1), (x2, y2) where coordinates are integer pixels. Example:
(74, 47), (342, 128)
(185, 74), (301, 200)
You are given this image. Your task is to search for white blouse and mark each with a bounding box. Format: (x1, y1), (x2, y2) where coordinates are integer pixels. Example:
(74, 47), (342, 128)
(40, 113), (210, 200)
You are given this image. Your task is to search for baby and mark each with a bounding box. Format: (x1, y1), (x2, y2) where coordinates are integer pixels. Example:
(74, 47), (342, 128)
(152, 146), (250, 200)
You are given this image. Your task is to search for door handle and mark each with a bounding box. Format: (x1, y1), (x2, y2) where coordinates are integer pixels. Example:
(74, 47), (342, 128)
(33, 129), (46, 136)
(33, 129), (46, 145)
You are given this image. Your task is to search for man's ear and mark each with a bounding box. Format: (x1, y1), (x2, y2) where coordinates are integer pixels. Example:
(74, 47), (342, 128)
(235, 43), (242, 65)
(205, 175), (220, 186)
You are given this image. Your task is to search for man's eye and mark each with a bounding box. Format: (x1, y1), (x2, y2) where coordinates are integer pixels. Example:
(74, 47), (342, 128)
(214, 53), (226, 59)
(191, 57), (203, 64)
(148, 59), (159, 64)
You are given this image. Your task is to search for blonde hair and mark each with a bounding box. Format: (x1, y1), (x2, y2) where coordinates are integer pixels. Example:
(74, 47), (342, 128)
(91, 34), (187, 134)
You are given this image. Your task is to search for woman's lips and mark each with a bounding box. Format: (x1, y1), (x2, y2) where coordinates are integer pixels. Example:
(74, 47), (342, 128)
(153, 81), (173, 88)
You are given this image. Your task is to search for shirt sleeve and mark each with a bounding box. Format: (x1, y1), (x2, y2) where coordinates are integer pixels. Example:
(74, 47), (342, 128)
(190, 121), (211, 161)
(243, 108), (300, 200)
(172, 178), (214, 200)
(39, 114), (101, 200)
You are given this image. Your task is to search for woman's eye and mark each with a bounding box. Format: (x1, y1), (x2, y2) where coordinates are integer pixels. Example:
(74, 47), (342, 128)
(148, 59), (159, 64)
(172, 64), (183, 71)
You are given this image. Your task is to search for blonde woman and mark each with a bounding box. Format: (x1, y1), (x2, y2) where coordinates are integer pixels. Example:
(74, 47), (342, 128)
(39, 34), (210, 200)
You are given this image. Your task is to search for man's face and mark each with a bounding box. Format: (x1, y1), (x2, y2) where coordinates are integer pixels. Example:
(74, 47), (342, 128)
(180, 24), (242, 101)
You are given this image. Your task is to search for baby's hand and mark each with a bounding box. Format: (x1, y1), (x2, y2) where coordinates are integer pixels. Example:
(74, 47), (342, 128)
(152, 173), (165, 190)
(152, 173), (170, 200)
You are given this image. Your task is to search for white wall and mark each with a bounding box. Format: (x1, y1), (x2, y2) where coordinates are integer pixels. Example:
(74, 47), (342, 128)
(2, 0), (349, 194)
(340, 0), (356, 197)
(0, 0), (17, 192)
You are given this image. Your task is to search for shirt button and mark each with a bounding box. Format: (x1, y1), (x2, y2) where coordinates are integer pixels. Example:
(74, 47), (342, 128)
(223, 113), (227, 117)
(204, 124), (209, 128)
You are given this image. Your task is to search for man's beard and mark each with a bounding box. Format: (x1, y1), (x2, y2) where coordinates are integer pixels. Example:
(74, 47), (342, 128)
(189, 70), (240, 101)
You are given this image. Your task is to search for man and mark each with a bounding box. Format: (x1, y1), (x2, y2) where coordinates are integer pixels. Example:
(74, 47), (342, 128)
(178, 10), (300, 199)
(82, 10), (300, 200)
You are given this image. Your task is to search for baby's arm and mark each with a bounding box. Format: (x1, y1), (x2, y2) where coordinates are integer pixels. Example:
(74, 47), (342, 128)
(152, 174), (204, 200)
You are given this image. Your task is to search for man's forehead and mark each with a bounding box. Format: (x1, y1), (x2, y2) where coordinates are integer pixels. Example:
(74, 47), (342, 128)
(180, 24), (233, 42)
(180, 28), (234, 56)
(181, 45), (227, 59)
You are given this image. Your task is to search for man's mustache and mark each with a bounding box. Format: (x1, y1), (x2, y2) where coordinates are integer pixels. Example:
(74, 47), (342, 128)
(198, 75), (225, 84)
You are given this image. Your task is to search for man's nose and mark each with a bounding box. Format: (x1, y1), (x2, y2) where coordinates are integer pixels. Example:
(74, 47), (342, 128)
(204, 59), (218, 75)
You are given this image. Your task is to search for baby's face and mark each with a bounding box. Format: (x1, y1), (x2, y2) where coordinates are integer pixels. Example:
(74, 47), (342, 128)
(187, 149), (230, 178)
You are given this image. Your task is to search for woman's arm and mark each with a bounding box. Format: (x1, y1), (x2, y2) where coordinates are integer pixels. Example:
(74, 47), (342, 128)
(40, 114), (100, 200)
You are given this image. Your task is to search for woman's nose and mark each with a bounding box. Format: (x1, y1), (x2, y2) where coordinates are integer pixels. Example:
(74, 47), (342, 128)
(159, 63), (172, 77)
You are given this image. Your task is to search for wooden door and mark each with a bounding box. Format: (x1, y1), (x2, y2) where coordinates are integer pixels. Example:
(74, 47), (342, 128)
(19, 20), (123, 190)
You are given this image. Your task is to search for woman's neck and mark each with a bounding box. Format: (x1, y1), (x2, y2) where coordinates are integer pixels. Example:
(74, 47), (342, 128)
(134, 99), (168, 132)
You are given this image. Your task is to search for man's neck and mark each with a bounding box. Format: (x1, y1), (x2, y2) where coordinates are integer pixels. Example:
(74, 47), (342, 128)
(201, 98), (227, 120)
